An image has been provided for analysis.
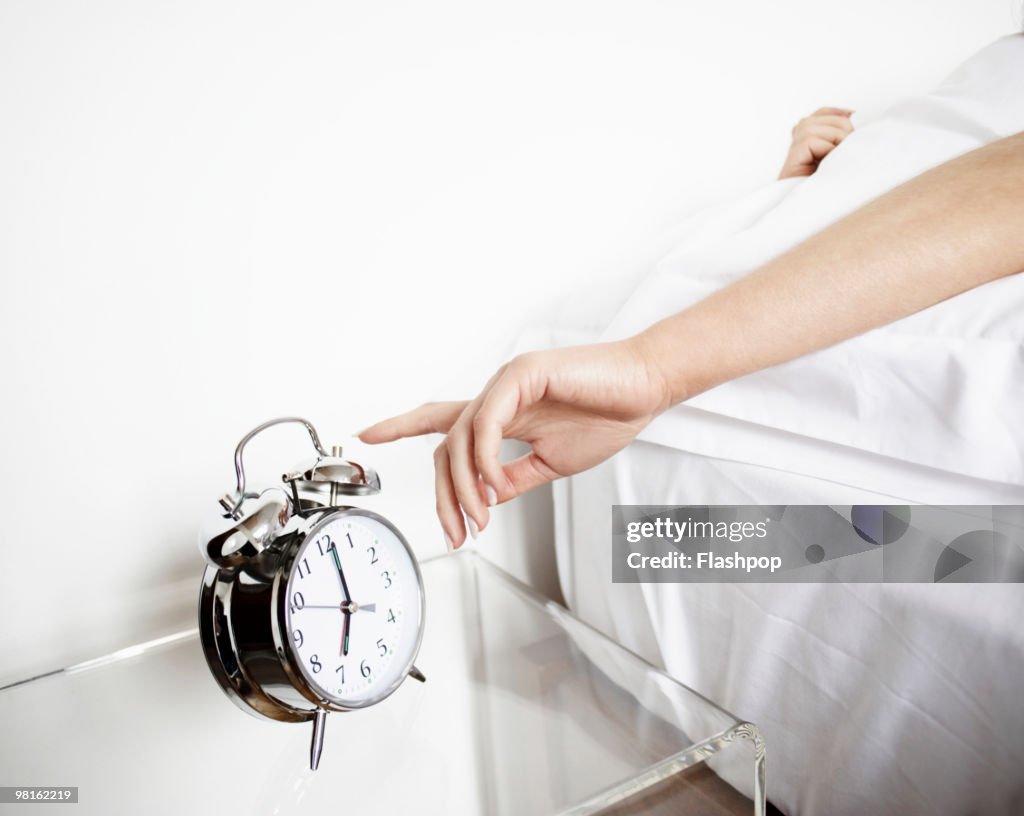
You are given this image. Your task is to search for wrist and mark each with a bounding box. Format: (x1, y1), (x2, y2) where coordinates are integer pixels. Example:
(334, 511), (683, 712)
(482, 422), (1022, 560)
(628, 312), (725, 408)
(623, 331), (682, 414)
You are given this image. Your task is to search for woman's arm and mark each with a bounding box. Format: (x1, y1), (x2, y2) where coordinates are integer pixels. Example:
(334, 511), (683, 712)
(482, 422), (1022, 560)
(644, 131), (1024, 402)
(360, 132), (1024, 548)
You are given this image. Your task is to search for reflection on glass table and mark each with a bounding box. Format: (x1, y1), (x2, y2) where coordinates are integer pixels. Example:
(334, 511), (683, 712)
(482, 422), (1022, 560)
(0, 551), (765, 815)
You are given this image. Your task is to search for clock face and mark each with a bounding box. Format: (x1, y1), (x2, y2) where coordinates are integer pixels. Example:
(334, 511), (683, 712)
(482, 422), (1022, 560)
(283, 510), (423, 708)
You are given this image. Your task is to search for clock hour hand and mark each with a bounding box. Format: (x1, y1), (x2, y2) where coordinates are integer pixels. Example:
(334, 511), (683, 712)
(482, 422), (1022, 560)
(329, 545), (352, 602)
(341, 606), (350, 657)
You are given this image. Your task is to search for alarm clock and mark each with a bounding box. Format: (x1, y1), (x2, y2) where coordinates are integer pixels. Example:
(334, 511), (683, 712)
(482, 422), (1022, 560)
(198, 417), (426, 770)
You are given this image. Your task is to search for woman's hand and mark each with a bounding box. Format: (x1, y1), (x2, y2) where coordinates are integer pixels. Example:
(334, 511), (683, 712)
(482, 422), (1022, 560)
(778, 107), (854, 179)
(362, 133), (1024, 550)
(358, 339), (671, 548)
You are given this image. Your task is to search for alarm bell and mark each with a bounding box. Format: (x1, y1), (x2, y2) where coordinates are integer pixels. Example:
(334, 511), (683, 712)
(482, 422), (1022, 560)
(283, 445), (381, 510)
(198, 417), (377, 570)
(201, 488), (291, 570)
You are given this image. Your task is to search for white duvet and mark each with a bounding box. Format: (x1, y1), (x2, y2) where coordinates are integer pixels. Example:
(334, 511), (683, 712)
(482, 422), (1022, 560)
(551, 35), (1024, 815)
(599, 34), (1024, 490)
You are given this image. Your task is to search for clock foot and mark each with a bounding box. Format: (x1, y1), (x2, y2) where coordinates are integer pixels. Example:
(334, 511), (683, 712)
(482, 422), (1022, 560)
(310, 709), (327, 771)
(408, 665), (426, 683)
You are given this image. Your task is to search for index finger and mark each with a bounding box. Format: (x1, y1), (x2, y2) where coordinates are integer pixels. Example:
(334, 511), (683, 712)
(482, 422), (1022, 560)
(358, 401), (469, 443)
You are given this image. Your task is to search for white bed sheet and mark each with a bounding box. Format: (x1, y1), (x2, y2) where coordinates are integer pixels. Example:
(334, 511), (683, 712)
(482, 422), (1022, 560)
(553, 439), (1024, 815)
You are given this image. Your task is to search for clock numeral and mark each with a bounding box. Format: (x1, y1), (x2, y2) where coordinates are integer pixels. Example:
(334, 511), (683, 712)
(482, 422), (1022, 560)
(381, 570), (392, 589)
(336, 665), (345, 682)
(387, 608), (396, 624)
(291, 591), (305, 612)
(309, 654), (322, 674)
(367, 546), (378, 564)
(316, 535), (333, 556)
(346, 532), (355, 549)
(360, 659), (371, 678)
(296, 557), (311, 579)
(293, 629), (304, 648)
(376, 638), (387, 657)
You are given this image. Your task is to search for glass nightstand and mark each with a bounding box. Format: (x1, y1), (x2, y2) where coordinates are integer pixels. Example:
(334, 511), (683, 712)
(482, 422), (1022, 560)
(0, 551), (765, 815)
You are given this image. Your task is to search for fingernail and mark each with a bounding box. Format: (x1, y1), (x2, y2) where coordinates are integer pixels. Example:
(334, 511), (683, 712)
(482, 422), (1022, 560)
(444, 532), (454, 552)
(467, 517), (479, 540)
(485, 484), (498, 507)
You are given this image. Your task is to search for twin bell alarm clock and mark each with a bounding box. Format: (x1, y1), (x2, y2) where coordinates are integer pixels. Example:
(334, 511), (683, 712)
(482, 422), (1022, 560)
(197, 417), (426, 770)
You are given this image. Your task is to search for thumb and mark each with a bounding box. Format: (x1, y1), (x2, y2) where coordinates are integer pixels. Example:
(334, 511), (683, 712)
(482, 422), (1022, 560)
(499, 450), (561, 501)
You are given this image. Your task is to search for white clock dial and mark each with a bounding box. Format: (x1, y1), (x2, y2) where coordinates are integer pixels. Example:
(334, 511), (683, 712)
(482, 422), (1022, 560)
(283, 511), (423, 708)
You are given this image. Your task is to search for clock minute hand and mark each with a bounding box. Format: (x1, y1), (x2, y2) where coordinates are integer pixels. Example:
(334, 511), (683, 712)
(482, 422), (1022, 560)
(329, 545), (353, 657)
(340, 607), (351, 657)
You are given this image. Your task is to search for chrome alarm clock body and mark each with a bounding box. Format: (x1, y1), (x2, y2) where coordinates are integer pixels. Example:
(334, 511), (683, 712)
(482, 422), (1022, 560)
(198, 418), (425, 770)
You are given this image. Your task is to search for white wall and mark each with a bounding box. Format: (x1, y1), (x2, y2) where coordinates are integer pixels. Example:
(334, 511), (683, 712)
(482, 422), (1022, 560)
(1, 0), (1018, 684)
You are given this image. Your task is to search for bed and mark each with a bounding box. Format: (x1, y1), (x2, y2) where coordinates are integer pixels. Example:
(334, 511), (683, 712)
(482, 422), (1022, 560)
(547, 34), (1024, 815)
